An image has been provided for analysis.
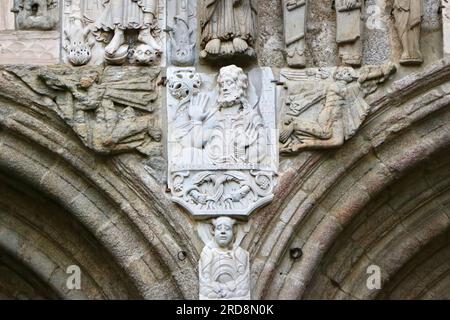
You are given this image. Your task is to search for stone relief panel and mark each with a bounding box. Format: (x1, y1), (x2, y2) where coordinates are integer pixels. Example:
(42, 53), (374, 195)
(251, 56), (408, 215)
(283, 0), (307, 68)
(0, 66), (162, 157)
(279, 63), (396, 154)
(62, 0), (166, 66)
(167, 66), (278, 218)
(167, 0), (196, 66)
(335, 0), (364, 67)
(199, 0), (257, 61)
(197, 217), (251, 300)
(393, 0), (423, 65)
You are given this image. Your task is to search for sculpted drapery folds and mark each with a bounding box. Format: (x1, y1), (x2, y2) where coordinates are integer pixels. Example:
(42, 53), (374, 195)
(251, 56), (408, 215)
(171, 65), (267, 167)
(199, 217), (251, 300)
(200, 0), (257, 59)
(283, 0), (307, 68)
(167, 66), (277, 217)
(393, 0), (423, 65)
(206, 65), (266, 165)
(93, 0), (162, 64)
(280, 63), (396, 154)
(335, 0), (363, 67)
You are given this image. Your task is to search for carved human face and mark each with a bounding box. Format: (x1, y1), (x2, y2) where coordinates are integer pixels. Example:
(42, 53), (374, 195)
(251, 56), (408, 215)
(218, 75), (241, 107)
(214, 217), (235, 248)
(132, 44), (160, 65)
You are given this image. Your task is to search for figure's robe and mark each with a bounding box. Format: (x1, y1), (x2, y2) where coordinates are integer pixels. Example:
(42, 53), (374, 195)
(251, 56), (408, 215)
(199, 243), (251, 300)
(205, 104), (267, 165)
(95, 0), (157, 31)
(200, 0), (257, 46)
(394, 0), (422, 62)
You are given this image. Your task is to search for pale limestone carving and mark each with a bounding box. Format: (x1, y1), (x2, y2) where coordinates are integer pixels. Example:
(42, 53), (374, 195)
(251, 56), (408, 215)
(0, 31), (60, 64)
(167, 0), (196, 66)
(12, 0), (59, 30)
(36, 67), (162, 156)
(335, 0), (363, 67)
(393, 0), (423, 65)
(198, 217), (251, 300)
(61, 0), (165, 66)
(444, 0), (450, 56)
(200, 0), (257, 60)
(283, 0), (307, 68)
(0, 0), (15, 30)
(167, 66), (278, 218)
(92, 0), (162, 65)
(63, 0), (94, 66)
(279, 63), (396, 154)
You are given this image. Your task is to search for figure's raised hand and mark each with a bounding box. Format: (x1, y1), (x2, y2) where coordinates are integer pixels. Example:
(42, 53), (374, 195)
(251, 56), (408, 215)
(188, 93), (210, 122)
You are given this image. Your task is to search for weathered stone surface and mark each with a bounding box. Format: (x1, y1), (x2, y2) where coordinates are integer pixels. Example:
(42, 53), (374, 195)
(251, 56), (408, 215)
(0, 0), (449, 302)
(0, 0), (15, 31)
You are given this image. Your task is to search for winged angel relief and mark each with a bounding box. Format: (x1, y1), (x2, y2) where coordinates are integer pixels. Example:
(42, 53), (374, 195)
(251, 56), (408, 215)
(167, 66), (278, 217)
(280, 64), (396, 154)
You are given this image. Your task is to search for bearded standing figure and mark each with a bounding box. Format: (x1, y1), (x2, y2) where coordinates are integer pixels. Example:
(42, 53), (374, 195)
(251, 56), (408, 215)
(393, 0), (423, 65)
(200, 0), (257, 57)
(94, 0), (161, 56)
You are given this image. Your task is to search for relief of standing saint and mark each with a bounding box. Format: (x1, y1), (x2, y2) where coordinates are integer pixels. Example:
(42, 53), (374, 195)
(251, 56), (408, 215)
(393, 0), (423, 65)
(200, 0), (257, 59)
(93, 0), (161, 63)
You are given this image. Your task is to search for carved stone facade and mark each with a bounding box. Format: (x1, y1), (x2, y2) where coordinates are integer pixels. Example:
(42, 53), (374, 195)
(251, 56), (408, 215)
(393, 0), (423, 65)
(0, 0), (449, 302)
(167, 66), (277, 218)
(198, 217), (251, 300)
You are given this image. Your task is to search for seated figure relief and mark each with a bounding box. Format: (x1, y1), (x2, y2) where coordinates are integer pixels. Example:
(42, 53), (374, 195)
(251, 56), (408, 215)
(200, 0), (257, 60)
(280, 63), (396, 154)
(167, 66), (277, 218)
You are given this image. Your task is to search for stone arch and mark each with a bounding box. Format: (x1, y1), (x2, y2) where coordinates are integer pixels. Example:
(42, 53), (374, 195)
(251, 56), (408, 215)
(249, 59), (450, 300)
(0, 90), (199, 299)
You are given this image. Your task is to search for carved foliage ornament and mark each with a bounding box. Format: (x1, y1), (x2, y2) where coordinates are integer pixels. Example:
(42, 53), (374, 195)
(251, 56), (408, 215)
(167, 66), (278, 218)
